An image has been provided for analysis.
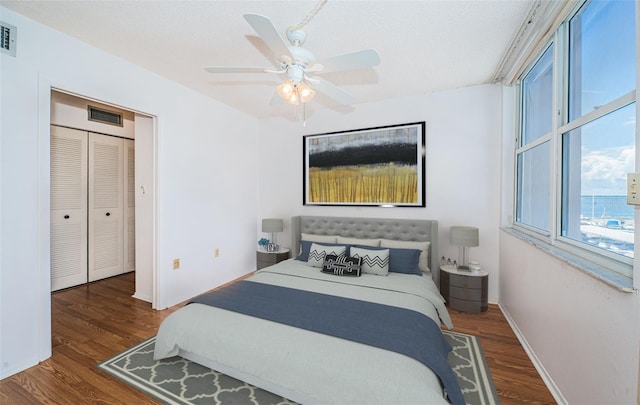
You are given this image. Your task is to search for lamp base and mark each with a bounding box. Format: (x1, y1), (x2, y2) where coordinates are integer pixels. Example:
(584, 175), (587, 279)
(458, 246), (469, 269)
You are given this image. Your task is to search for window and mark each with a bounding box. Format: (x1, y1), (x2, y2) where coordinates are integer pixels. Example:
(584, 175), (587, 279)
(567, 1), (636, 121)
(516, 46), (554, 232)
(522, 46), (554, 144)
(561, 104), (636, 263)
(514, 0), (636, 282)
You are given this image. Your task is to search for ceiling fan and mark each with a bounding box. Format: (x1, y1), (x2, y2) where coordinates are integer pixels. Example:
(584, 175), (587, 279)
(204, 13), (380, 107)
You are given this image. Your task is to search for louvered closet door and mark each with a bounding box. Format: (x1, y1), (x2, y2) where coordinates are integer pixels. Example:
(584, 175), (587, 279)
(88, 133), (124, 282)
(124, 139), (135, 273)
(50, 126), (88, 291)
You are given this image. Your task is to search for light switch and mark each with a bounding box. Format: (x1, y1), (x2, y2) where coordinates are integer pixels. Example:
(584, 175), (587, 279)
(627, 173), (640, 205)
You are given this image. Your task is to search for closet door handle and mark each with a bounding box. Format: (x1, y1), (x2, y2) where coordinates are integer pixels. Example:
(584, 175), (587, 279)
(64, 215), (70, 219)
(106, 212), (111, 216)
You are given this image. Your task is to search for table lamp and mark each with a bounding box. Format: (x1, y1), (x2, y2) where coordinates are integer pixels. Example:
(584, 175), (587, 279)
(449, 226), (479, 270)
(262, 218), (283, 251)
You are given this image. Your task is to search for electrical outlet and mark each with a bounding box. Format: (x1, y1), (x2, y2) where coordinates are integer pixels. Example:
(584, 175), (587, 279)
(214, 248), (220, 258)
(173, 258), (180, 270)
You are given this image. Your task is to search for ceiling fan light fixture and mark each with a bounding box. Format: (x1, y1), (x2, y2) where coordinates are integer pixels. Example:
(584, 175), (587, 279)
(277, 80), (295, 98)
(277, 80), (315, 105)
(298, 82), (315, 103)
(285, 92), (299, 105)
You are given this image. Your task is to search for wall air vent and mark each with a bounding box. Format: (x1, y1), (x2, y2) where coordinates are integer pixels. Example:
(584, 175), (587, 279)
(88, 106), (123, 127)
(1, 21), (17, 57)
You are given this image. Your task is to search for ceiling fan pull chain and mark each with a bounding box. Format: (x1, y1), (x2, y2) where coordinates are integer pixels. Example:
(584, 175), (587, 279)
(295, 0), (328, 30)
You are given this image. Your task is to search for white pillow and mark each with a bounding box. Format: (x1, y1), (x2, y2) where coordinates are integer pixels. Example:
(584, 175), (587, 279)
(336, 236), (381, 247)
(380, 239), (431, 273)
(306, 242), (346, 268)
(350, 246), (389, 276)
(301, 233), (337, 243)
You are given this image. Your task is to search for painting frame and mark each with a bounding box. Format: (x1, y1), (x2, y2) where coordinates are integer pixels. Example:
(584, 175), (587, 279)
(303, 122), (426, 207)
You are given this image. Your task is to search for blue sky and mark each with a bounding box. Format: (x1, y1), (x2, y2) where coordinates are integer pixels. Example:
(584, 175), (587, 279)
(578, 0), (636, 196)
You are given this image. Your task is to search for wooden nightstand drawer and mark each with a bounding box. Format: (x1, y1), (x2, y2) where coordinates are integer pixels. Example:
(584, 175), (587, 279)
(439, 265), (488, 313)
(256, 249), (289, 270)
(449, 274), (483, 289)
(450, 285), (483, 301)
(257, 251), (285, 263)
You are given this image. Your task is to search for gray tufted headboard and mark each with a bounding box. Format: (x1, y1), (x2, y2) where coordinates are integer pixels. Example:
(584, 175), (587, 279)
(291, 216), (438, 273)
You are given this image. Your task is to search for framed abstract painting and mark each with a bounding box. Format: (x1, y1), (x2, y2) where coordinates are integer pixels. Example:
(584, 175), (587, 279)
(303, 122), (425, 207)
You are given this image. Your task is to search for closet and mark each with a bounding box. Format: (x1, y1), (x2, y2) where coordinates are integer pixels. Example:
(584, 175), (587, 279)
(50, 91), (135, 291)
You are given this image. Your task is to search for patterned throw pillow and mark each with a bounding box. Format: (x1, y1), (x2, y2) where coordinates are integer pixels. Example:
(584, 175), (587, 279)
(296, 241), (343, 262)
(321, 254), (362, 276)
(306, 243), (347, 268)
(350, 246), (390, 276)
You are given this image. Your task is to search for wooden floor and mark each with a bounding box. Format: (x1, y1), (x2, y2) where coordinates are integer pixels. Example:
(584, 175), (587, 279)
(447, 307), (556, 404)
(1, 272), (556, 404)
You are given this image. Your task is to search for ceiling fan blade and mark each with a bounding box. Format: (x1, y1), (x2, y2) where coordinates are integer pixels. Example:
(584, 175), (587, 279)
(204, 66), (273, 74)
(315, 49), (381, 73)
(243, 14), (292, 60)
(310, 77), (355, 105)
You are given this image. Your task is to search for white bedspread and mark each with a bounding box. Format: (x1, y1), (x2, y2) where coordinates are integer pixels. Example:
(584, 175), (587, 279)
(154, 259), (453, 404)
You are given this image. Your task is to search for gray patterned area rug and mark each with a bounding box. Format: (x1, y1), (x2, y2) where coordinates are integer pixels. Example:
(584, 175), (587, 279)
(98, 331), (498, 405)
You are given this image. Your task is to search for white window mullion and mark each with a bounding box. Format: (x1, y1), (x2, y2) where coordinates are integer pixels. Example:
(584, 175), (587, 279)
(553, 23), (570, 244)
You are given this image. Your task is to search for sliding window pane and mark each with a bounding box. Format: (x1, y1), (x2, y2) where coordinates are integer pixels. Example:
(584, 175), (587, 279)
(521, 45), (553, 146)
(516, 142), (550, 232)
(561, 103), (636, 258)
(569, 0), (636, 121)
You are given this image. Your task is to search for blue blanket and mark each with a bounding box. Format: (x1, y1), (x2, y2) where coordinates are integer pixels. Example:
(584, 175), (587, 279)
(190, 280), (464, 405)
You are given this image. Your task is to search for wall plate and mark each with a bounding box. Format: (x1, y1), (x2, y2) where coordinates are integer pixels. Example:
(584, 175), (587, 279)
(626, 173), (640, 205)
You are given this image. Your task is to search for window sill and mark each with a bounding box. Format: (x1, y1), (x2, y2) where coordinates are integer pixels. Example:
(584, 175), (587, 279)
(502, 227), (635, 292)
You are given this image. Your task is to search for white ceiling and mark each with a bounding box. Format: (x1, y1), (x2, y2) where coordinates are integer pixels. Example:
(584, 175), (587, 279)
(1, 0), (534, 119)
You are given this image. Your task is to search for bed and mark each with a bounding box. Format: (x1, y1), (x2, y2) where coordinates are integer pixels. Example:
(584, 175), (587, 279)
(154, 216), (462, 404)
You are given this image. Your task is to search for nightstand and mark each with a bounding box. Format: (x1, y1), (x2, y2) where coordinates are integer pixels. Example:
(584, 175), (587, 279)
(439, 265), (488, 313)
(256, 248), (290, 270)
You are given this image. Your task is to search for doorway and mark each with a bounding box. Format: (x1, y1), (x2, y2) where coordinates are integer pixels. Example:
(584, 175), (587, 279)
(49, 89), (156, 303)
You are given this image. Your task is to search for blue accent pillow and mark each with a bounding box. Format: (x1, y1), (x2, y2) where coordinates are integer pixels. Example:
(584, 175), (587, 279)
(296, 241), (344, 262)
(354, 245), (422, 275)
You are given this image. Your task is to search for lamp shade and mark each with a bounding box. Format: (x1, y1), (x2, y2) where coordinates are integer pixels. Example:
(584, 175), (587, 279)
(449, 226), (479, 247)
(262, 218), (283, 233)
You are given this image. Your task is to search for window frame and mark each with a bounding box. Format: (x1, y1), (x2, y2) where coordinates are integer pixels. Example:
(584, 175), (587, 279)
(514, 42), (555, 239)
(512, 0), (636, 286)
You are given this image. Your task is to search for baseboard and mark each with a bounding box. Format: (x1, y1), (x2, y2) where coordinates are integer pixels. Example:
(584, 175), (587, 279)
(1, 357), (39, 380)
(132, 292), (152, 303)
(498, 302), (568, 405)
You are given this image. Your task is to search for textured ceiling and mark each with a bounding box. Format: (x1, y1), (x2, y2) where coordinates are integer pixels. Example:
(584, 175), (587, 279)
(1, 0), (534, 119)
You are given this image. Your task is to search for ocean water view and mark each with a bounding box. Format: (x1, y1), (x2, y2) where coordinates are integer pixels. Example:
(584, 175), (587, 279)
(580, 195), (633, 220)
(579, 195), (634, 258)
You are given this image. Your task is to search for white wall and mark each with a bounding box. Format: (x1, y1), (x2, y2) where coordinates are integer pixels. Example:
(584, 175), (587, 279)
(500, 233), (640, 404)
(257, 84), (503, 298)
(133, 114), (155, 303)
(499, 79), (640, 402)
(0, 7), (259, 379)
